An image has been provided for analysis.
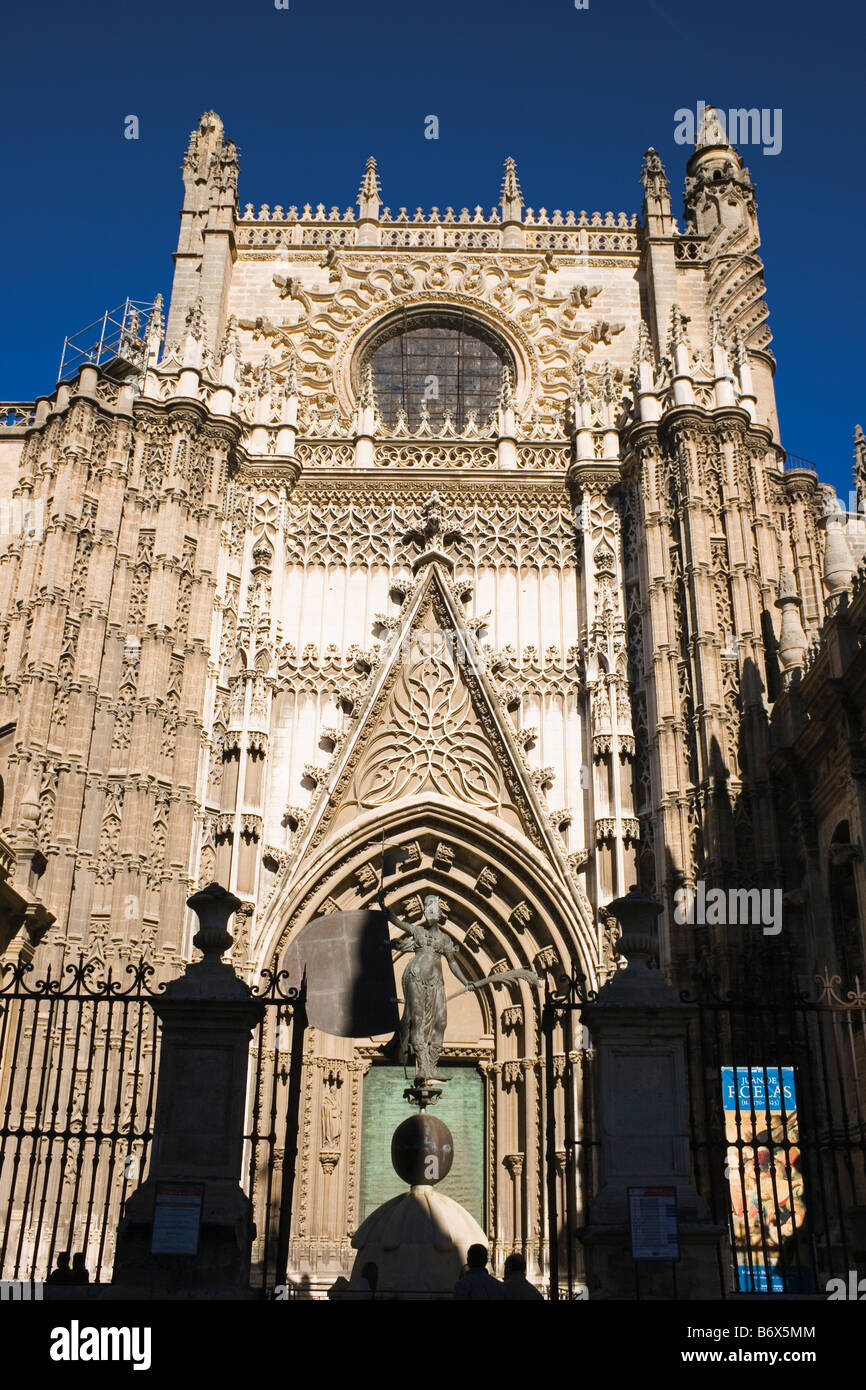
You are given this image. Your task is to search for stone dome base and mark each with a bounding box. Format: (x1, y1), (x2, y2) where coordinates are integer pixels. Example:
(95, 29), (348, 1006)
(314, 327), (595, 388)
(348, 1184), (487, 1298)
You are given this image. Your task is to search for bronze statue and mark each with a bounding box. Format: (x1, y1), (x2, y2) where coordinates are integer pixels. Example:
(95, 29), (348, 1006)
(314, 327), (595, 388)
(378, 892), (469, 1082)
(378, 890), (539, 1084)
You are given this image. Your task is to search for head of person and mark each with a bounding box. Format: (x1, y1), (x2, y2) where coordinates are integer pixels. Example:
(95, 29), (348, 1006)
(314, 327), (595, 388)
(466, 1243), (488, 1271)
(504, 1253), (527, 1278)
(56, 1251), (70, 1269)
(422, 895), (440, 928)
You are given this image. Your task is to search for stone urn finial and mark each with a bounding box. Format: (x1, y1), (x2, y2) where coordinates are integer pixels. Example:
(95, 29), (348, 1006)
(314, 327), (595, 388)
(606, 884), (662, 965)
(187, 882), (243, 963)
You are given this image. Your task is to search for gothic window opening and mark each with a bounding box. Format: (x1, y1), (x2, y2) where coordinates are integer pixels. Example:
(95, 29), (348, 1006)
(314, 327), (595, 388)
(362, 310), (513, 432)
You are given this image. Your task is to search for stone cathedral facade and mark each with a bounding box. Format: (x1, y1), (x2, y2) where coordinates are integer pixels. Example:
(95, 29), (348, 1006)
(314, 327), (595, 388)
(0, 109), (864, 1290)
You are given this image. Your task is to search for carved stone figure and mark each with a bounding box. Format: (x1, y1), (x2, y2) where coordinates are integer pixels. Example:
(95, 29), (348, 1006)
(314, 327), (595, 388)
(321, 1083), (342, 1148)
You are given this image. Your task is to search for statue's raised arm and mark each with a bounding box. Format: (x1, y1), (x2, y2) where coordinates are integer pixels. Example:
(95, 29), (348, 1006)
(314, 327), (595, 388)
(377, 891), (419, 946)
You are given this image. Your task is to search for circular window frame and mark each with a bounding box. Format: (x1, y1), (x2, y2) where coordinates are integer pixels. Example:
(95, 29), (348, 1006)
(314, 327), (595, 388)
(353, 307), (514, 430)
(339, 299), (534, 418)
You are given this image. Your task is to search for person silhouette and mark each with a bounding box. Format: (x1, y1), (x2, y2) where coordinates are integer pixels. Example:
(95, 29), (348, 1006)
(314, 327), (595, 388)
(502, 1252), (544, 1300)
(47, 1251), (74, 1285)
(453, 1244), (505, 1300)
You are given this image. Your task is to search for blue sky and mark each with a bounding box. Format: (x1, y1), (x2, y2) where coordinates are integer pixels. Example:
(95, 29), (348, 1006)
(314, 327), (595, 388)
(1, 0), (862, 493)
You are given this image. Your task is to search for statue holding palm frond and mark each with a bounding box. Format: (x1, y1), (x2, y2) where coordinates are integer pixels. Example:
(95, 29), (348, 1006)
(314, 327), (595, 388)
(378, 890), (539, 1083)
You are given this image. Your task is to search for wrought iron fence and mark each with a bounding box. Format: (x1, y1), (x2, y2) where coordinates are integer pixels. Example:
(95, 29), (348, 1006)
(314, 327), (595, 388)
(685, 967), (866, 1296)
(5, 943), (863, 1298)
(244, 969), (305, 1291)
(0, 955), (305, 1289)
(542, 964), (600, 1301)
(782, 452), (820, 473)
(543, 956), (866, 1299)
(0, 957), (163, 1284)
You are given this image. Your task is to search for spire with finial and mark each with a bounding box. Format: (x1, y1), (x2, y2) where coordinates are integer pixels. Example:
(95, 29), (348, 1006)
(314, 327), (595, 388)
(571, 353), (595, 462)
(356, 361), (379, 460)
(255, 353), (273, 400)
(731, 325), (757, 416)
(143, 293), (164, 367)
(357, 156), (381, 220)
(499, 156), (523, 222)
(635, 319), (653, 365)
(684, 101), (756, 235)
(276, 351), (300, 438)
(709, 309), (735, 406)
(600, 360), (619, 442)
(632, 321), (660, 422)
(496, 364), (517, 464)
(208, 313), (240, 414)
(573, 353), (589, 406)
(284, 350), (299, 399)
(359, 360), (378, 413)
(183, 111), (225, 180)
(640, 146), (673, 237)
(216, 313), (240, 384)
(180, 111), (237, 212)
(632, 327), (645, 389)
(669, 303), (686, 351)
(180, 296), (208, 370)
(732, 325), (747, 369)
(357, 156), (382, 246)
(640, 147), (670, 200)
(668, 305), (694, 404)
(186, 296), (206, 342)
(602, 360), (615, 406)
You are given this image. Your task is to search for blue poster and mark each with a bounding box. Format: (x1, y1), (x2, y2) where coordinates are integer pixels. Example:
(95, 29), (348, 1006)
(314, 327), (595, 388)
(721, 1066), (796, 1112)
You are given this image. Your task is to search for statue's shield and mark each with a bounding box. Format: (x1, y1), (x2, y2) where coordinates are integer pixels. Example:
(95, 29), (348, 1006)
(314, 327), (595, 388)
(283, 909), (399, 1038)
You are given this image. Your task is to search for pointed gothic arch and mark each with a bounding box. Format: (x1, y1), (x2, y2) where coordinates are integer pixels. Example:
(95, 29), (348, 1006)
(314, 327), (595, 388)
(263, 796), (597, 993)
(261, 795), (595, 1277)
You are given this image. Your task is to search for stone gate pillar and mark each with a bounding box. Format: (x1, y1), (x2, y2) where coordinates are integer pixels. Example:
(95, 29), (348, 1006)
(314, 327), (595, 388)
(579, 887), (727, 1298)
(113, 883), (265, 1296)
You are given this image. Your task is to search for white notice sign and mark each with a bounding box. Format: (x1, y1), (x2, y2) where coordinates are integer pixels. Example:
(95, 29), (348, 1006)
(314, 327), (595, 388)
(151, 1181), (203, 1255)
(628, 1186), (679, 1261)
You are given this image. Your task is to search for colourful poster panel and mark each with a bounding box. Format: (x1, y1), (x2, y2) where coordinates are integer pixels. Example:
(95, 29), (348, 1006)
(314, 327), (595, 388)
(720, 1067), (811, 1293)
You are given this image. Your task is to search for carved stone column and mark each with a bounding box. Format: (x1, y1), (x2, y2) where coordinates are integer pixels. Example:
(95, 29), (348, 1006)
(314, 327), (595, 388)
(503, 1152), (524, 1253)
(521, 1057), (542, 1276)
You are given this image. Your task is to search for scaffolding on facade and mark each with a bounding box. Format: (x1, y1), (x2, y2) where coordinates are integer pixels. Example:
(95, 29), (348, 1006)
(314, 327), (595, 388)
(58, 298), (163, 384)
